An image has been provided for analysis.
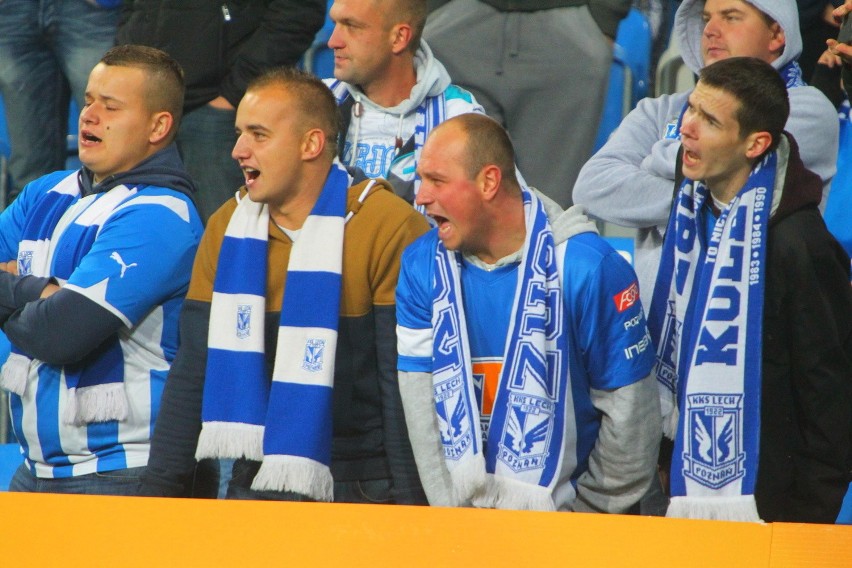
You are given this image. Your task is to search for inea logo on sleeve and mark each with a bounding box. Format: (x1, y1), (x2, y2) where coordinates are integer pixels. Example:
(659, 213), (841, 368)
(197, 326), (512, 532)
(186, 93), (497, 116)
(613, 281), (639, 313)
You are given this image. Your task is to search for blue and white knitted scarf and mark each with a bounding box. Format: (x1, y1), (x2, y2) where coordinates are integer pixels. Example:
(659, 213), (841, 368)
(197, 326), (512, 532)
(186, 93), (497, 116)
(648, 150), (778, 522)
(0, 172), (136, 426)
(429, 188), (572, 511)
(197, 163), (350, 502)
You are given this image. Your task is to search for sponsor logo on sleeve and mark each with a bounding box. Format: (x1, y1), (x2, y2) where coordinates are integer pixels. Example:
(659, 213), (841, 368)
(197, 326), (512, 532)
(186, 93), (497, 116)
(613, 282), (639, 313)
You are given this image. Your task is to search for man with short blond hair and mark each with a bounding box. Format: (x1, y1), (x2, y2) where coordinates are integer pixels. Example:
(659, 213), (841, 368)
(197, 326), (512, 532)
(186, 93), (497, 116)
(139, 68), (430, 503)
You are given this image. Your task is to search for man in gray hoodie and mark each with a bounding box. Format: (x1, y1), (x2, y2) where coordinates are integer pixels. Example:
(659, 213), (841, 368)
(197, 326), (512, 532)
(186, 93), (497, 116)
(324, 0), (483, 207)
(573, 0), (839, 311)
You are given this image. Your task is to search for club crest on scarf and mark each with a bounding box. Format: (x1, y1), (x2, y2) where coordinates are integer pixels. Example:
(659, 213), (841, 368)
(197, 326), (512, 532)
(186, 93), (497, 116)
(302, 338), (326, 373)
(17, 250), (33, 276)
(494, 230), (562, 474)
(433, 257), (476, 460)
(684, 393), (744, 489)
(236, 304), (252, 339)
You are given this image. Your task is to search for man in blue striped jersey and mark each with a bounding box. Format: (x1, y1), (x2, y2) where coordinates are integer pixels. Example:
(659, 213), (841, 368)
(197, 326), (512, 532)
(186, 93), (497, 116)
(0, 45), (203, 495)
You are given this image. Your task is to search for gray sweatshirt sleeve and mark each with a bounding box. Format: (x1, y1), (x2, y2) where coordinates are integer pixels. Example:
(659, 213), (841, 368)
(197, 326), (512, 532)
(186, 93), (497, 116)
(572, 373), (661, 513)
(572, 92), (689, 230)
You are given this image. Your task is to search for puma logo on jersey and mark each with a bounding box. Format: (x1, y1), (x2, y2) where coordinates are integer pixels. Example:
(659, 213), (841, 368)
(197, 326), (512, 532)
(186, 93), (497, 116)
(110, 251), (138, 278)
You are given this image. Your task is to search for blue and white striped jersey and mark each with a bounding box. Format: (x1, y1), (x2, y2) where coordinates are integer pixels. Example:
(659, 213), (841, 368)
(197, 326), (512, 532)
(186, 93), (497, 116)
(0, 169), (203, 478)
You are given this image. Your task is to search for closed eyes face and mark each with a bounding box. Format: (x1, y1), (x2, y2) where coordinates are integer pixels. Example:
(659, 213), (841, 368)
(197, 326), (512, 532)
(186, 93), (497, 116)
(78, 63), (161, 183)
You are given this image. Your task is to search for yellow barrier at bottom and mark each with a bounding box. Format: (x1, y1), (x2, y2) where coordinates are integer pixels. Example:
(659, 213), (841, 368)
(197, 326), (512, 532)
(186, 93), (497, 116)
(0, 492), (850, 567)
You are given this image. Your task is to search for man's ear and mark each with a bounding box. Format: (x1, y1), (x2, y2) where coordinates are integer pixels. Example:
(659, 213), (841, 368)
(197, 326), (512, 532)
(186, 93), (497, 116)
(744, 131), (773, 160)
(390, 23), (413, 55)
(478, 164), (502, 201)
(768, 22), (786, 56)
(149, 112), (174, 145)
(302, 128), (326, 160)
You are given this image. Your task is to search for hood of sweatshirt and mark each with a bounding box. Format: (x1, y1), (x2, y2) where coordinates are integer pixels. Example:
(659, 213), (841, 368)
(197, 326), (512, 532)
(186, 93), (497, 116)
(768, 134), (823, 227)
(78, 143), (198, 201)
(675, 0), (802, 74)
(341, 41), (451, 116)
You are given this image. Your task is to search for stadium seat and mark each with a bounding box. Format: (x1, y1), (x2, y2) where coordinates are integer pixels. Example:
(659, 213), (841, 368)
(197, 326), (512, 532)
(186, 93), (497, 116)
(66, 99), (82, 171)
(655, 35), (696, 97)
(593, 45), (632, 153)
(0, 93), (11, 208)
(615, 8), (653, 106)
(0, 443), (21, 491)
(300, 0), (335, 79)
(824, 100), (852, 262)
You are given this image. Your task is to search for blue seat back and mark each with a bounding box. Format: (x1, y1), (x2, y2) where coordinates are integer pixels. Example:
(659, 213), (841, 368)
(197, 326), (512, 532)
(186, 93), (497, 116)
(615, 8), (653, 106)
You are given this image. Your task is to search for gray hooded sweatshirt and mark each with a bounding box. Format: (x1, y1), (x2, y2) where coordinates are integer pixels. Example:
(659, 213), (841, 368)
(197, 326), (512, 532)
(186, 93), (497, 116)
(324, 41), (483, 203)
(572, 0), (839, 310)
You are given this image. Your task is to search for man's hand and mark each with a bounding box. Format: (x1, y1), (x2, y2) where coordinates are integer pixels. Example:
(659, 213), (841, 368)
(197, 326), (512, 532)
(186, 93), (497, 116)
(834, 1), (852, 21)
(40, 282), (60, 299)
(827, 2), (852, 64)
(0, 260), (17, 275)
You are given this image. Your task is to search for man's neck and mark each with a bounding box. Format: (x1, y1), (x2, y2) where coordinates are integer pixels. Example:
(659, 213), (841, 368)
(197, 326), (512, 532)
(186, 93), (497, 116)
(474, 191), (526, 265)
(268, 167), (329, 231)
(362, 56), (418, 108)
(707, 167), (752, 207)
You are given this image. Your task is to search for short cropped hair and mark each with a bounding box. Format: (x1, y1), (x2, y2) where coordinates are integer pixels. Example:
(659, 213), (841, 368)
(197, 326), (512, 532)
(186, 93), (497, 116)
(247, 67), (341, 158)
(698, 56), (789, 153)
(100, 45), (185, 138)
(385, 0), (428, 53)
(451, 113), (519, 191)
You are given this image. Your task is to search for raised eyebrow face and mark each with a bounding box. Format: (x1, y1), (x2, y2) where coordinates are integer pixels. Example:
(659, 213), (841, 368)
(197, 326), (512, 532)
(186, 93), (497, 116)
(686, 94), (721, 127)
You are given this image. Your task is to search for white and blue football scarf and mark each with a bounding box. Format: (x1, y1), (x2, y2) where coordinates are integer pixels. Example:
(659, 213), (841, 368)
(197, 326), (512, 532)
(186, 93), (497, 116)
(647, 150), (778, 522)
(429, 188), (572, 511)
(329, 80), (445, 215)
(0, 172), (136, 426)
(197, 163), (350, 502)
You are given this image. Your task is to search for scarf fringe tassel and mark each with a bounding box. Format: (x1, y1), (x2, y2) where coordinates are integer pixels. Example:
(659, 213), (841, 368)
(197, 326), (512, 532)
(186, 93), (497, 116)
(0, 353), (30, 396)
(252, 455), (334, 502)
(195, 422), (264, 462)
(666, 496), (762, 522)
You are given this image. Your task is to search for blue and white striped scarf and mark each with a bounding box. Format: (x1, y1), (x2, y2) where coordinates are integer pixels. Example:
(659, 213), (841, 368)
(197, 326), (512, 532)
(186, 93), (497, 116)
(429, 188), (572, 511)
(648, 150), (777, 522)
(0, 172), (134, 426)
(196, 164), (350, 502)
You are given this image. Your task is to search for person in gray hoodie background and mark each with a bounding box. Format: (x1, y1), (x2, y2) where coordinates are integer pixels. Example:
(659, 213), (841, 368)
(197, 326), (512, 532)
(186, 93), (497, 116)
(573, 0), (839, 313)
(424, 0), (632, 209)
(324, 0), (483, 208)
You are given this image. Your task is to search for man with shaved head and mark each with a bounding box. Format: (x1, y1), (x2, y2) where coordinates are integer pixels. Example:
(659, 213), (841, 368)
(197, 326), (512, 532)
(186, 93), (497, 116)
(396, 113), (661, 512)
